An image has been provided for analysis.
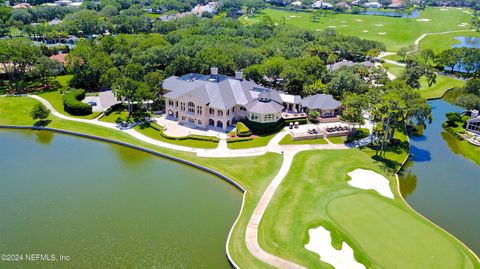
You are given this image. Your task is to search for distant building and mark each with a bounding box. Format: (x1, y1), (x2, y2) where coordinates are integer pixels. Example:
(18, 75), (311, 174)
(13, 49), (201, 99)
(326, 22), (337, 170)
(291, 1), (302, 7)
(13, 3), (31, 8)
(49, 53), (68, 65)
(335, 2), (351, 10)
(191, 2), (218, 16)
(364, 1), (382, 8)
(388, 2), (406, 9)
(48, 18), (62, 26)
(312, 1), (333, 9)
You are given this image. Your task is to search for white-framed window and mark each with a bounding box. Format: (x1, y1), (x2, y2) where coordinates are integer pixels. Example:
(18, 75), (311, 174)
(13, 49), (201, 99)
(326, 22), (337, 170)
(168, 100), (174, 106)
(264, 114), (274, 122)
(218, 110), (224, 117)
(209, 108), (215, 115)
(180, 102), (185, 111)
(188, 102), (195, 113)
(198, 119), (202, 125)
(249, 113), (258, 121)
(197, 106), (202, 115)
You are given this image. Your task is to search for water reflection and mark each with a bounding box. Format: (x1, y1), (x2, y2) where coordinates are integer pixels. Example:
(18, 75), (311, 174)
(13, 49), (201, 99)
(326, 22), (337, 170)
(35, 131), (54, 145)
(453, 36), (480, 49)
(398, 162), (417, 198)
(409, 145), (431, 162)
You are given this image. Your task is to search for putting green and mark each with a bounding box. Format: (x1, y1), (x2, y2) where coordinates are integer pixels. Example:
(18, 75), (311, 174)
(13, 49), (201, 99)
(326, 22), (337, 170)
(327, 192), (476, 269)
(241, 7), (475, 51)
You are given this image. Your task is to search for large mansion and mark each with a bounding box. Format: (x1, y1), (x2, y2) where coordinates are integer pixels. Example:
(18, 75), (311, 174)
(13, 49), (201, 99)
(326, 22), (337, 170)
(162, 67), (342, 130)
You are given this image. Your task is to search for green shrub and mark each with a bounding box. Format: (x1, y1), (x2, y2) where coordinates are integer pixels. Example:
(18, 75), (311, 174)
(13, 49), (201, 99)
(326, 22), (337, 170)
(63, 89), (92, 115)
(236, 122), (252, 137)
(444, 126), (464, 141)
(227, 137), (254, 143)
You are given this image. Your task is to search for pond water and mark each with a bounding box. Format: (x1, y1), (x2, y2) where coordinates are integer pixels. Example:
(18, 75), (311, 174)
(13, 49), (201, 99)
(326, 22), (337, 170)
(360, 9), (420, 18)
(0, 130), (241, 268)
(453, 36), (480, 49)
(399, 99), (480, 255)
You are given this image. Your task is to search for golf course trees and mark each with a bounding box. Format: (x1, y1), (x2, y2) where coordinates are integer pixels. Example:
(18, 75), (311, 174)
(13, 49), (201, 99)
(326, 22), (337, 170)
(33, 56), (64, 86)
(30, 103), (50, 124)
(435, 47), (480, 77)
(342, 93), (367, 128)
(0, 38), (41, 91)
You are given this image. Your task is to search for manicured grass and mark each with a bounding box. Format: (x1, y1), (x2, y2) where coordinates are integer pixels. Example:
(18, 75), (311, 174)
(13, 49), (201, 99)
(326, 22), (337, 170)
(36, 75), (101, 120)
(0, 95), (283, 268)
(279, 134), (327, 145)
(360, 130), (409, 171)
(133, 124), (219, 149)
(99, 109), (131, 123)
(383, 54), (403, 62)
(259, 150), (479, 269)
(227, 133), (276, 149)
(0, 96), (40, 125)
(442, 129), (480, 165)
(381, 63), (466, 99)
(241, 7), (475, 51)
(419, 31), (480, 54)
(382, 62), (405, 77)
(326, 136), (346, 144)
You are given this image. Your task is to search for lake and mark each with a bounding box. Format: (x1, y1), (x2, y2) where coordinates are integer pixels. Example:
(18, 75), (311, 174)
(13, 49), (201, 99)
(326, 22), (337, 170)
(399, 99), (480, 255)
(360, 9), (420, 18)
(0, 130), (241, 268)
(453, 36), (480, 49)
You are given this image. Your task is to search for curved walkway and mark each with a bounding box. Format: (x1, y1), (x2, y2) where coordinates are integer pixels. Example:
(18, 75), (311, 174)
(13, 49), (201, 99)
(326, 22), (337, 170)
(414, 29), (475, 47)
(25, 94), (353, 269)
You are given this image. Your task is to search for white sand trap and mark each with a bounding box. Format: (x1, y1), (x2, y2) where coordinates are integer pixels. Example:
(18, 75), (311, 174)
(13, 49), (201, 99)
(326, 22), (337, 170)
(316, 29), (322, 31)
(341, 21), (347, 23)
(347, 169), (394, 199)
(355, 19), (363, 22)
(328, 25), (336, 28)
(440, 8), (448, 11)
(289, 15), (298, 18)
(363, 30), (368, 32)
(305, 226), (366, 269)
(416, 18), (431, 22)
(274, 23), (278, 26)
(378, 32), (387, 35)
(458, 23), (469, 27)
(375, 24), (383, 26)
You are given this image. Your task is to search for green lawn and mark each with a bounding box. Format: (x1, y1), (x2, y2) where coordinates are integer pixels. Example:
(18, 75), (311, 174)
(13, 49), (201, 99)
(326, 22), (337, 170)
(442, 129), (480, 165)
(227, 133), (276, 149)
(326, 136), (346, 144)
(0, 95), (283, 268)
(99, 109), (132, 123)
(241, 7), (475, 51)
(259, 150), (479, 269)
(279, 134), (327, 145)
(36, 75), (102, 120)
(419, 31), (480, 54)
(383, 53), (403, 62)
(360, 130), (409, 171)
(381, 63), (466, 99)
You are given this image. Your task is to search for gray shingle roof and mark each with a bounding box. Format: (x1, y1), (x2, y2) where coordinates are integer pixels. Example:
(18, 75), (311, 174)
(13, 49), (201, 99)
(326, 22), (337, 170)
(301, 94), (341, 110)
(244, 99), (284, 114)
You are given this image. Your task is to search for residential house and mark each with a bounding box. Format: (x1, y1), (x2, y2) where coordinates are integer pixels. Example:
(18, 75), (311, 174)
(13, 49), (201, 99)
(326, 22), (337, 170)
(466, 110), (480, 135)
(162, 68), (340, 130)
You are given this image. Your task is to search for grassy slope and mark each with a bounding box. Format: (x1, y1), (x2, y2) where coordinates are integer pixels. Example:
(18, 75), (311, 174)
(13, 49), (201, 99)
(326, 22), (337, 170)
(382, 62), (466, 99)
(36, 75), (102, 120)
(227, 133), (276, 149)
(241, 7), (474, 51)
(279, 134), (327, 145)
(441, 131), (480, 165)
(0, 95), (281, 268)
(420, 31), (480, 54)
(259, 150), (479, 269)
(326, 136), (346, 144)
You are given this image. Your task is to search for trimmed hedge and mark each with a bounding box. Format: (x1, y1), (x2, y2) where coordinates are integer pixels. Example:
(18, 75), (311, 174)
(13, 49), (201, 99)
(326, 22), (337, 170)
(227, 137), (254, 143)
(346, 128), (370, 143)
(236, 122), (252, 137)
(63, 89), (92, 115)
(444, 126), (464, 141)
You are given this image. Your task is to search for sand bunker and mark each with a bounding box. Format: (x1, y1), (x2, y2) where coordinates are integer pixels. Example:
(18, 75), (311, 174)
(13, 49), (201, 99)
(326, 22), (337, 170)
(416, 18), (431, 22)
(289, 15), (298, 18)
(375, 24), (383, 27)
(347, 169), (394, 199)
(458, 23), (469, 27)
(363, 30), (368, 32)
(328, 25), (336, 28)
(305, 226), (366, 269)
(440, 8), (448, 11)
(378, 32), (387, 35)
(355, 19), (363, 22)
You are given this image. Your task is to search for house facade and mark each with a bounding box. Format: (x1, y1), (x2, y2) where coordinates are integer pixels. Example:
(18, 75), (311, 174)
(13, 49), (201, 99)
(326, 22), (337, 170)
(466, 110), (480, 135)
(162, 68), (341, 130)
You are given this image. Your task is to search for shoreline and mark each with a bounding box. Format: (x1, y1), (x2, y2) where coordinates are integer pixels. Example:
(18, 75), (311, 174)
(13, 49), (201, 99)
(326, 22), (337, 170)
(1, 122), (478, 266)
(0, 124), (247, 268)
